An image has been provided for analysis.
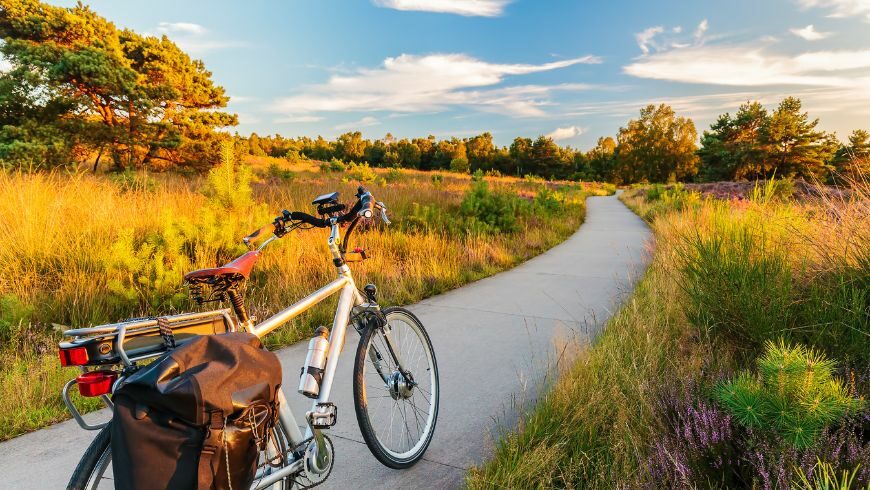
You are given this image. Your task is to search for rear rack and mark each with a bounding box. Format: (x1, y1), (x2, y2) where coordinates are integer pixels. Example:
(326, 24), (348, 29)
(61, 309), (237, 366)
(60, 309), (238, 431)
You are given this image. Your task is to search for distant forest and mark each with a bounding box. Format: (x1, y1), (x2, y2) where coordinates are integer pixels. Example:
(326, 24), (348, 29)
(1, 0), (866, 184)
(235, 98), (867, 184)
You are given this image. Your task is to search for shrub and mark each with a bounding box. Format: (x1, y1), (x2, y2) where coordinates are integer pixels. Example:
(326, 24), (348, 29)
(459, 180), (526, 234)
(267, 163), (296, 182)
(431, 173), (443, 188)
(345, 162), (377, 183)
(714, 340), (863, 449)
(471, 169), (484, 182)
(450, 156), (470, 173)
(205, 141), (253, 210)
(384, 167), (402, 183)
(484, 169), (502, 178)
(319, 158), (346, 173)
(533, 187), (563, 213)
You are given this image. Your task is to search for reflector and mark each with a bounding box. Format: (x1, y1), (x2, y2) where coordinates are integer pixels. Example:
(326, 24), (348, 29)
(76, 370), (117, 397)
(58, 346), (89, 366)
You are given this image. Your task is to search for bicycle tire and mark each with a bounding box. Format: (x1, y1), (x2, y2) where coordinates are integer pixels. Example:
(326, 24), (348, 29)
(352, 307), (439, 469)
(66, 419), (296, 489)
(67, 423), (112, 490)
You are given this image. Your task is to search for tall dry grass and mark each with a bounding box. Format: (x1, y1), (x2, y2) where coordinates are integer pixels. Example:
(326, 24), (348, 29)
(0, 164), (609, 440)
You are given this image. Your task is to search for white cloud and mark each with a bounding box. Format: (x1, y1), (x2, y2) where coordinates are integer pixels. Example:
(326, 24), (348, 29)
(635, 20), (707, 56)
(621, 22), (870, 124)
(157, 22), (206, 35)
(275, 115), (325, 123)
(790, 24), (832, 40)
(794, 0), (870, 21)
(153, 21), (245, 54)
(636, 26), (664, 55)
(625, 44), (870, 87)
(693, 19), (709, 43)
(335, 116), (380, 130)
(546, 125), (586, 141)
(274, 53), (601, 118)
(373, 0), (511, 17)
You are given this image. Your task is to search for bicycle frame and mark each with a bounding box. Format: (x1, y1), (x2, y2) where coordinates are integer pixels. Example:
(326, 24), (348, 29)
(62, 218), (386, 488)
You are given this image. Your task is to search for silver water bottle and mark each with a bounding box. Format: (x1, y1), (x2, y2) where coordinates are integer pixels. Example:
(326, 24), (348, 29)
(299, 326), (330, 398)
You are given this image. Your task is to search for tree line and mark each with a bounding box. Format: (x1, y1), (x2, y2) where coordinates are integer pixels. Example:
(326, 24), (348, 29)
(238, 99), (867, 184)
(1, 1), (866, 183)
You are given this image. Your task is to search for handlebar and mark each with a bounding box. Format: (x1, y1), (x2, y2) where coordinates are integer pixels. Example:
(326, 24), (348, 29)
(244, 186), (389, 248)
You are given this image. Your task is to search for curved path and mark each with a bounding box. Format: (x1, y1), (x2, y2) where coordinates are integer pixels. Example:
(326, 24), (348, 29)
(0, 193), (650, 489)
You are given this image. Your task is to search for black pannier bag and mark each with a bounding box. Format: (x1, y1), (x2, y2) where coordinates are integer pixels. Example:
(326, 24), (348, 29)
(111, 332), (282, 490)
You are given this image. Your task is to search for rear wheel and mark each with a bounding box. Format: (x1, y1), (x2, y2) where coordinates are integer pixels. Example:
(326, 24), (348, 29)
(67, 419), (297, 489)
(352, 307), (439, 468)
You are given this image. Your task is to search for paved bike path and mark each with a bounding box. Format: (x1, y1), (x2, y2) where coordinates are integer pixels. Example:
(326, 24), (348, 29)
(0, 192), (650, 489)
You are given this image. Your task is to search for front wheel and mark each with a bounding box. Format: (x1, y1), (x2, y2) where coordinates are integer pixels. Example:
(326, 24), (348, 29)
(353, 307), (439, 469)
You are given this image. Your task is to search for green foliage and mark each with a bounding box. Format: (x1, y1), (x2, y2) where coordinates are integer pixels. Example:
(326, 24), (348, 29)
(0, 294), (33, 343)
(266, 163), (296, 182)
(715, 340), (862, 448)
(430, 173), (443, 188)
(699, 98), (839, 181)
(345, 162), (377, 183)
(458, 180), (527, 234)
(384, 167), (402, 183)
(449, 156), (470, 173)
(793, 459), (862, 490)
(0, 0), (236, 170)
(205, 141), (253, 210)
(614, 104), (699, 184)
(471, 169), (485, 182)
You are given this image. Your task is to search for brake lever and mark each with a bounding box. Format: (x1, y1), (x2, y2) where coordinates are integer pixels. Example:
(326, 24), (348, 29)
(376, 202), (391, 226)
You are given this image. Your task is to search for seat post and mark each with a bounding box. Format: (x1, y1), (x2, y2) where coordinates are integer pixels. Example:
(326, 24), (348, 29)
(226, 288), (250, 326)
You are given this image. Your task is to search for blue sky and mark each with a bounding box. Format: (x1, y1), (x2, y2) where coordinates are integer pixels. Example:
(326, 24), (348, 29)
(52, 0), (870, 148)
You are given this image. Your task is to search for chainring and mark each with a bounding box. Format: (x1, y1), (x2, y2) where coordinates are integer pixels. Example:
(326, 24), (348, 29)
(293, 435), (335, 489)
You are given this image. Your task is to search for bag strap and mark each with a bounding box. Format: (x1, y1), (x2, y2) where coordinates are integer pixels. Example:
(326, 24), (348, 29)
(157, 316), (176, 350)
(197, 410), (225, 490)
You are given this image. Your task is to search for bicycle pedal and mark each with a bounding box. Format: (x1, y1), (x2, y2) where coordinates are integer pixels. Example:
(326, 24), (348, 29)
(309, 402), (337, 429)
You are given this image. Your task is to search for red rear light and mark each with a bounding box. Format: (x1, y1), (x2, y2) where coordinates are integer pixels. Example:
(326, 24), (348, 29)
(76, 370), (117, 397)
(59, 347), (89, 367)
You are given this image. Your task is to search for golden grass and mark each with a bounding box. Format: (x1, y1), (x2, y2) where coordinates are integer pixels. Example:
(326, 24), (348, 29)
(0, 166), (610, 440)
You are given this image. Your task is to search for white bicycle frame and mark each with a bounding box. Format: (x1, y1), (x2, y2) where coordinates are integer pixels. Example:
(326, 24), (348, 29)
(247, 218), (369, 487)
(62, 217), (388, 488)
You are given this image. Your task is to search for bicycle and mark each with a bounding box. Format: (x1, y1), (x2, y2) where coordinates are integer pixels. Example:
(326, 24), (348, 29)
(58, 186), (440, 489)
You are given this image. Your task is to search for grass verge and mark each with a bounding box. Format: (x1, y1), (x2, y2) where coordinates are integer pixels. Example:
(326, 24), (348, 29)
(468, 180), (869, 489)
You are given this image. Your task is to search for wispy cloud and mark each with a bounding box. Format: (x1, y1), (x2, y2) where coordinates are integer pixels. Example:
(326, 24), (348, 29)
(153, 21), (246, 54)
(634, 20), (709, 55)
(275, 115), (325, 124)
(274, 53), (601, 118)
(794, 0), (870, 21)
(790, 24), (832, 40)
(635, 26), (664, 55)
(622, 21), (870, 124)
(373, 0), (511, 17)
(546, 125), (586, 141)
(335, 116), (380, 130)
(157, 22), (206, 35)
